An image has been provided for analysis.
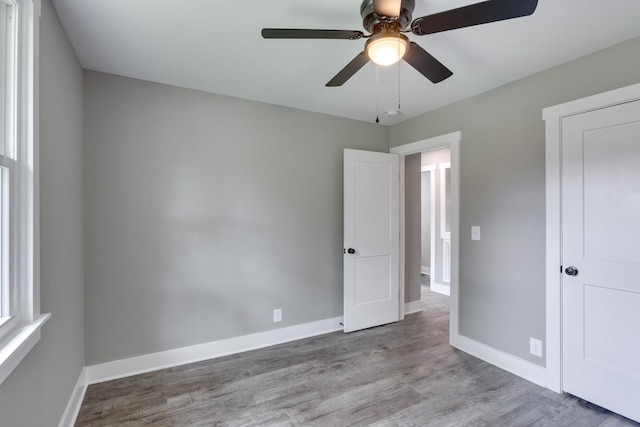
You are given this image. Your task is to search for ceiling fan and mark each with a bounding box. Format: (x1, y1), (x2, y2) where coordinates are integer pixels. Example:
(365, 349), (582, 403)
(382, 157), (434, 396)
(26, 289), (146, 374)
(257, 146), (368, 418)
(262, 0), (538, 87)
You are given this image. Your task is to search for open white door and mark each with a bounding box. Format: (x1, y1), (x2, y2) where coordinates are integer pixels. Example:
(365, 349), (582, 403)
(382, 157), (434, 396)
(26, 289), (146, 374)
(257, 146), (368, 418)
(343, 149), (399, 333)
(561, 100), (640, 422)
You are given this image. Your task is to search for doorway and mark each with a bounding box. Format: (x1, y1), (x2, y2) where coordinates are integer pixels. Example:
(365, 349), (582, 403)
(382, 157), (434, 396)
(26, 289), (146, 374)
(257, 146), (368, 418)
(419, 148), (451, 297)
(390, 131), (461, 341)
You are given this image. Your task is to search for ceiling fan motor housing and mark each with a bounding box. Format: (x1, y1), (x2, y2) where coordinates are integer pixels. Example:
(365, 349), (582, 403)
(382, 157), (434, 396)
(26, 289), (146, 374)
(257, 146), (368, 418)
(361, 0), (416, 33)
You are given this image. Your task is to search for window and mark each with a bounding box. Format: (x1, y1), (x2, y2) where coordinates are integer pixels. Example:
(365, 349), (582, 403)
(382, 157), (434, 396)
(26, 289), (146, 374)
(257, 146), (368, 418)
(0, 0), (16, 332)
(0, 0), (47, 386)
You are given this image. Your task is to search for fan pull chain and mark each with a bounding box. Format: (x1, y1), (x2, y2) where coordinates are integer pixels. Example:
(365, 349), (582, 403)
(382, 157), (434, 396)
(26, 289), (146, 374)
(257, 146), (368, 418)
(375, 64), (380, 124)
(397, 33), (402, 111)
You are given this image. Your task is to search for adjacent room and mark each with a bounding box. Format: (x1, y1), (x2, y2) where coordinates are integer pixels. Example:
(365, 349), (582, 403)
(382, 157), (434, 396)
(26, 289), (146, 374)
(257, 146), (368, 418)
(1, 0), (640, 425)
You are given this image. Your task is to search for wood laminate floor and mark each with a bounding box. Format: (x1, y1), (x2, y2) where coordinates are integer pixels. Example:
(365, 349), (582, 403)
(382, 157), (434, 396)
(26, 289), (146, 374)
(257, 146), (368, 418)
(76, 283), (638, 426)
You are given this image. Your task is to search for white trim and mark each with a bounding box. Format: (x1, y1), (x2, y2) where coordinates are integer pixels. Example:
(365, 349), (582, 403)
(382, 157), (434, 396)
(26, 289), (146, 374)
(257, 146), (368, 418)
(86, 316), (344, 385)
(421, 164), (436, 294)
(19, 0), (40, 323)
(0, 312), (48, 385)
(442, 238), (451, 283)
(439, 162), (451, 240)
(431, 282), (450, 296)
(404, 300), (424, 315)
(420, 266), (430, 275)
(543, 82), (640, 121)
(0, 0), (45, 385)
(430, 165), (436, 294)
(450, 333), (547, 388)
(543, 82), (640, 394)
(58, 368), (87, 427)
(543, 104), (563, 393)
(390, 131), (461, 345)
(397, 149), (406, 320)
(391, 133), (459, 156)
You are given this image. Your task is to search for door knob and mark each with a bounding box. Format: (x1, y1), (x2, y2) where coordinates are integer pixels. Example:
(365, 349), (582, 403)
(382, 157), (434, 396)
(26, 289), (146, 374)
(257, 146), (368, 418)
(347, 248), (356, 254)
(564, 266), (579, 276)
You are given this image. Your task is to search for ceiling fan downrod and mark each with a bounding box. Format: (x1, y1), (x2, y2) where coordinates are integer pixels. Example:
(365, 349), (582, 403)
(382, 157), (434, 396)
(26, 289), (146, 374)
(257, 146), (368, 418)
(360, 0), (416, 33)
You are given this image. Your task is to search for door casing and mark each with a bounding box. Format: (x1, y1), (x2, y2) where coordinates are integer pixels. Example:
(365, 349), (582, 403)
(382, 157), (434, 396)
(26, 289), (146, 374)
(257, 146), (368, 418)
(543, 81), (640, 393)
(390, 132), (461, 341)
(421, 165), (436, 288)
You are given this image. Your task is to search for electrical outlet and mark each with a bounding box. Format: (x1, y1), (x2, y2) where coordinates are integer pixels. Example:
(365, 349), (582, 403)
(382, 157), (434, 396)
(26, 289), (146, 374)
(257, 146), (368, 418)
(273, 308), (282, 323)
(530, 337), (543, 357)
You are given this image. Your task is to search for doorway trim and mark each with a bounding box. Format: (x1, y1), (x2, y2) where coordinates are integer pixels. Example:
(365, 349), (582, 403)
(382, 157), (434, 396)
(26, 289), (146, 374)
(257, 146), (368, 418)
(420, 165), (436, 287)
(390, 131), (460, 340)
(543, 81), (640, 393)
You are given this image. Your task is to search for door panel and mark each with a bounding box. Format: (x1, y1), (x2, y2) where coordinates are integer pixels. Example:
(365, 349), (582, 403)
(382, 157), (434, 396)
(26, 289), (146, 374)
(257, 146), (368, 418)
(583, 122), (640, 262)
(583, 285), (640, 380)
(355, 161), (393, 241)
(562, 100), (640, 422)
(354, 255), (392, 304)
(344, 149), (399, 333)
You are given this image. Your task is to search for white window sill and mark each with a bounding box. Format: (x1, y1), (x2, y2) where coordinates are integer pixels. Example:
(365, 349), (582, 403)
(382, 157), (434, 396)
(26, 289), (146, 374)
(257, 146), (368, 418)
(0, 313), (50, 385)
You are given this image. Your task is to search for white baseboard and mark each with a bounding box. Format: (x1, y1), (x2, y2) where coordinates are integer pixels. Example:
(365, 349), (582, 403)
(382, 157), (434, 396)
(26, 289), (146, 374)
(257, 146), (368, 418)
(431, 282), (450, 296)
(404, 300), (424, 315)
(421, 266), (431, 275)
(450, 333), (547, 388)
(85, 316), (344, 385)
(58, 367), (87, 427)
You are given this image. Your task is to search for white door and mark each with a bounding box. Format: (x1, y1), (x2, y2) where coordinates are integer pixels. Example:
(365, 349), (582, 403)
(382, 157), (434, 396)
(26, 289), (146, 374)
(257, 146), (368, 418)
(562, 100), (640, 422)
(343, 149), (399, 333)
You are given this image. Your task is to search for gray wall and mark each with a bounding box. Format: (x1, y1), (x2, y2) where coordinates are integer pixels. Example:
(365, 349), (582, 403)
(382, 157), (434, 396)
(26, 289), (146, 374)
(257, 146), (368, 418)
(404, 153), (422, 303)
(390, 36), (640, 365)
(83, 71), (389, 365)
(0, 0), (85, 425)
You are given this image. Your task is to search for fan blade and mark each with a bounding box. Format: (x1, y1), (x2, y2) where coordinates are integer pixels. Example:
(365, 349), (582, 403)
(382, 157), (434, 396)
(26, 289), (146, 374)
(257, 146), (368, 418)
(262, 28), (365, 40)
(411, 0), (538, 35)
(326, 51), (370, 87)
(403, 42), (452, 84)
(373, 0), (402, 18)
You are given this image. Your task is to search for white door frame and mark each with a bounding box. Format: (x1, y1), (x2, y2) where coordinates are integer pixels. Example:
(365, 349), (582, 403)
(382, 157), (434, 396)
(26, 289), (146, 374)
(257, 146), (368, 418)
(390, 131), (461, 340)
(543, 82), (640, 393)
(420, 165), (436, 285)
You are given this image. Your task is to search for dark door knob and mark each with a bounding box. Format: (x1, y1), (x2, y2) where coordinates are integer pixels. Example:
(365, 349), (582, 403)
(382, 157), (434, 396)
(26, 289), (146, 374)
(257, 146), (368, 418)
(347, 248), (356, 254)
(564, 266), (579, 276)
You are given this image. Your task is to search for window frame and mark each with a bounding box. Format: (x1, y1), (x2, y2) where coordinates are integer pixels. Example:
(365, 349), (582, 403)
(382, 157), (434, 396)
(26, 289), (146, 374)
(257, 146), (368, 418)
(0, 0), (17, 337)
(0, 0), (48, 386)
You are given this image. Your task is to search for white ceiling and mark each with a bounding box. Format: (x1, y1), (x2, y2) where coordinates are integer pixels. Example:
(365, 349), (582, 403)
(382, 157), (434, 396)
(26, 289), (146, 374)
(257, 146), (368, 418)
(51, 0), (640, 126)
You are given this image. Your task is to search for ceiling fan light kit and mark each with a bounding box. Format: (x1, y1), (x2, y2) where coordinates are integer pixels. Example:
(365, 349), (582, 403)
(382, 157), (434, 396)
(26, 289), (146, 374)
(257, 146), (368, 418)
(366, 32), (409, 66)
(262, 0), (538, 86)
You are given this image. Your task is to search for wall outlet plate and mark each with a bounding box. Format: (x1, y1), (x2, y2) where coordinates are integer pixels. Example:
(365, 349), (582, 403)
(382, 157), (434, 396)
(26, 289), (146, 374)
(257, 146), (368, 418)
(273, 308), (282, 323)
(471, 226), (481, 241)
(530, 337), (543, 357)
